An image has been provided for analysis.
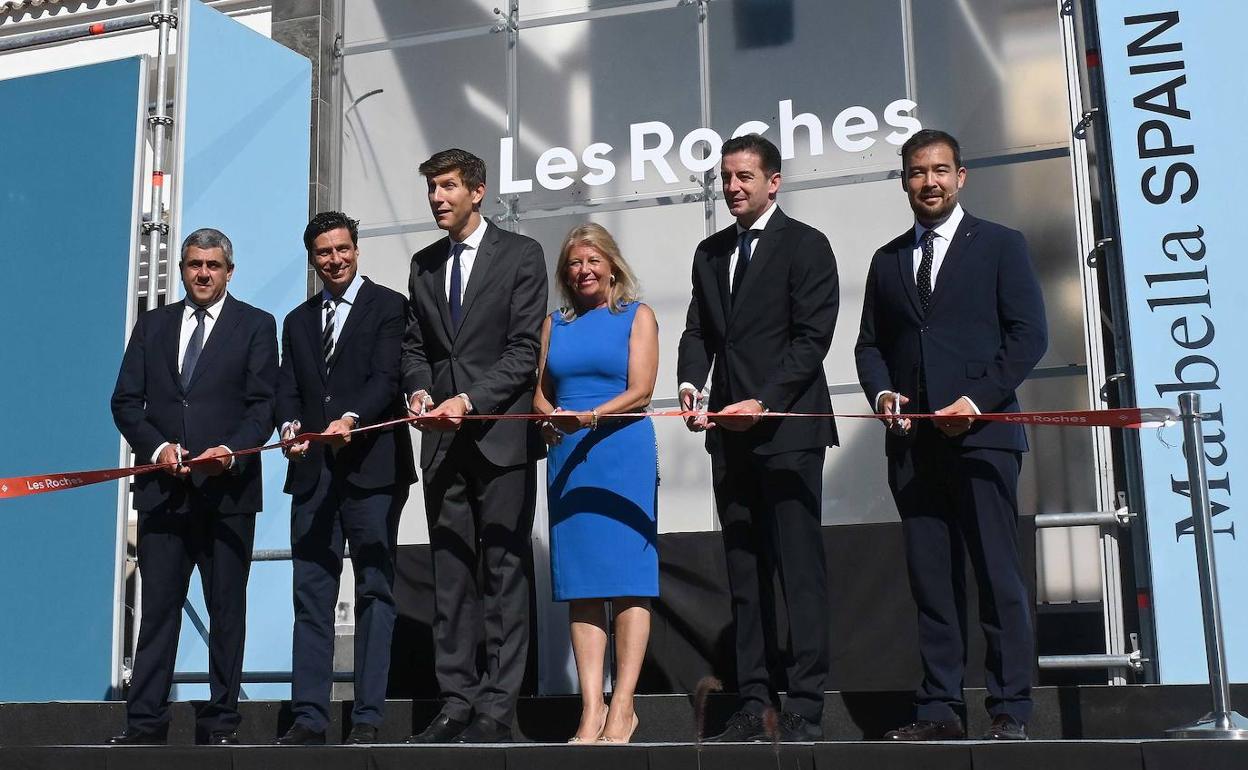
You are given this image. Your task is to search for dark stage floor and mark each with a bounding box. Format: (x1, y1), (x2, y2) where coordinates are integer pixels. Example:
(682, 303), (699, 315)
(1, 740), (1247, 770)
(2, 686), (1247, 769)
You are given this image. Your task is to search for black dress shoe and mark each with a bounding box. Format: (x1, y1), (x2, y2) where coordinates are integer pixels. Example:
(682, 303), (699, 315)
(106, 726), (168, 746)
(207, 731), (240, 745)
(346, 723), (379, 745)
(981, 714), (1027, 740)
(274, 723), (326, 746)
(407, 713), (469, 744)
(453, 714), (512, 743)
(883, 719), (965, 741)
(704, 710), (767, 742)
(778, 711), (823, 742)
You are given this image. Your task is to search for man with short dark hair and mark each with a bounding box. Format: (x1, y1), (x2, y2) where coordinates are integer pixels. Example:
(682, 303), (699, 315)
(109, 228), (278, 745)
(401, 148), (547, 743)
(678, 133), (840, 742)
(855, 128), (1047, 741)
(272, 211), (414, 746)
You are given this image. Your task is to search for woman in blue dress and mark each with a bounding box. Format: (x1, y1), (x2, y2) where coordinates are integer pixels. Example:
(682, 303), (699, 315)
(533, 223), (659, 744)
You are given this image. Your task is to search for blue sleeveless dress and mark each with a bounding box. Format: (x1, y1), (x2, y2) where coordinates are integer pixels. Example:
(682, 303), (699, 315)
(545, 302), (659, 601)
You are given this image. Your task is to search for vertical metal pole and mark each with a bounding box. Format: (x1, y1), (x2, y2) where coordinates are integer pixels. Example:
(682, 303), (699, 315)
(1059, 0), (1126, 686)
(1165, 392), (1248, 738)
(145, 0), (175, 310)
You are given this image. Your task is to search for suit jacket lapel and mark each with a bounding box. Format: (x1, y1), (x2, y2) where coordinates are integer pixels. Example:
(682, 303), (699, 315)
(929, 213), (980, 313)
(896, 230), (923, 318)
(302, 295), (328, 383)
(455, 223), (499, 339)
(164, 301), (185, 388)
(715, 247), (731, 322)
(332, 279), (376, 366)
(729, 207), (786, 324)
(422, 238), (455, 344)
(185, 294), (242, 392)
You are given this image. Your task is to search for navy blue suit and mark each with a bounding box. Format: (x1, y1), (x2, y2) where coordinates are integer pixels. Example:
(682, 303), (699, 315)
(855, 212), (1046, 725)
(276, 277), (415, 733)
(111, 294), (278, 735)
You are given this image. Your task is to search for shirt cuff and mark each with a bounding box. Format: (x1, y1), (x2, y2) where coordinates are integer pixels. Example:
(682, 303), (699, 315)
(342, 412), (359, 427)
(219, 446), (235, 469)
(456, 392), (474, 413)
(961, 396), (981, 415)
(152, 441), (170, 465)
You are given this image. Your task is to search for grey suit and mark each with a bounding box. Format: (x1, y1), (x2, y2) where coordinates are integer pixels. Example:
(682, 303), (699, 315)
(400, 221), (547, 728)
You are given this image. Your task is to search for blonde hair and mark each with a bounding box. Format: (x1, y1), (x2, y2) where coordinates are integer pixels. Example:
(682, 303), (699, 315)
(555, 223), (640, 321)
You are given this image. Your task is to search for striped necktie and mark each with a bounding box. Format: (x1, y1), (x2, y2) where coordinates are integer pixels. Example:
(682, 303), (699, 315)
(322, 298), (340, 366)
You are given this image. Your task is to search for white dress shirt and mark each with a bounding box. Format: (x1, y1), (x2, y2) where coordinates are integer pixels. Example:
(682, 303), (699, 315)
(444, 215), (487, 304)
(280, 274), (366, 439)
(678, 203), (780, 403)
(321, 272), (364, 353)
(405, 218), (487, 417)
(875, 204), (979, 416)
(152, 292), (232, 464)
(177, 292), (228, 373)
(727, 201), (777, 293)
(911, 203), (964, 293)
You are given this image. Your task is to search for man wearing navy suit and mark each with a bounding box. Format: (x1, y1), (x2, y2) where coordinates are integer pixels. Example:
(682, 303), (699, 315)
(109, 228), (278, 745)
(273, 212), (414, 746)
(677, 134), (839, 743)
(855, 129), (1047, 741)
(401, 148), (547, 743)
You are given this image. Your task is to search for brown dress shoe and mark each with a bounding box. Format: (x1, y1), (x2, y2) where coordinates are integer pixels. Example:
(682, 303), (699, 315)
(883, 719), (965, 740)
(981, 714), (1027, 740)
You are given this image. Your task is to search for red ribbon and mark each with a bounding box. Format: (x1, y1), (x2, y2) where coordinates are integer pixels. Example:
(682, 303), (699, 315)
(0, 406), (1174, 501)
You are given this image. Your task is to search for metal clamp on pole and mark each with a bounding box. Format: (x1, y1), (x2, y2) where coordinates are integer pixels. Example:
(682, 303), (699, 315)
(1074, 106), (1099, 139)
(1165, 392), (1248, 739)
(1085, 236), (1112, 268)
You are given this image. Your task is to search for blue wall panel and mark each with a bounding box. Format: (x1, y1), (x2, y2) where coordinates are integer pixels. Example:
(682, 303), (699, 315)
(0, 58), (145, 700)
(1096, 0), (1248, 683)
(171, 0), (311, 700)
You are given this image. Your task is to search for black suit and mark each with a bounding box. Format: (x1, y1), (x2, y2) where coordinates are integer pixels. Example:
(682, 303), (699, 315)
(401, 221), (547, 728)
(111, 294), (278, 735)
(855, 211), (1047, 724)
(276, 277), (415, 733)
(677, 206), (839, 724)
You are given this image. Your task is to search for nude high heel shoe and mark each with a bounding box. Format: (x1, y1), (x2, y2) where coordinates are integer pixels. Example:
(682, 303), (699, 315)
(568, 706), (608, 744)
(599, 711), (639, 744)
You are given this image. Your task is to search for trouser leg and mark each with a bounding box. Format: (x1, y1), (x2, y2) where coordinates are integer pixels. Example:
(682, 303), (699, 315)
(126, 506), (196, 732)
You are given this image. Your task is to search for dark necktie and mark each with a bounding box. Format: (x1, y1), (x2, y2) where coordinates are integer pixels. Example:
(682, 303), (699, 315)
(181, 306), (207, 389)
(449, 242), (466, 331)
(730, 229), (754, 304)
(322, 297), (340, 365)
(917, 228), (936, 314)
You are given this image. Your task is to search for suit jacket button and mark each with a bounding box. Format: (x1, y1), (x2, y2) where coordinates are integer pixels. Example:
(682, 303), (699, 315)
(324, 395), (332, 403)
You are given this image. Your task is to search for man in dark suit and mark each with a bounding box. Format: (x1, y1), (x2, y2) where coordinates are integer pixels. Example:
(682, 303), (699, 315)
(109, 228), (278, 745)
(272, 212), (414, 746)
(401, 148), (547, 743)
(855, 129), (1047, 741)
(677, 134), (839, 743)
